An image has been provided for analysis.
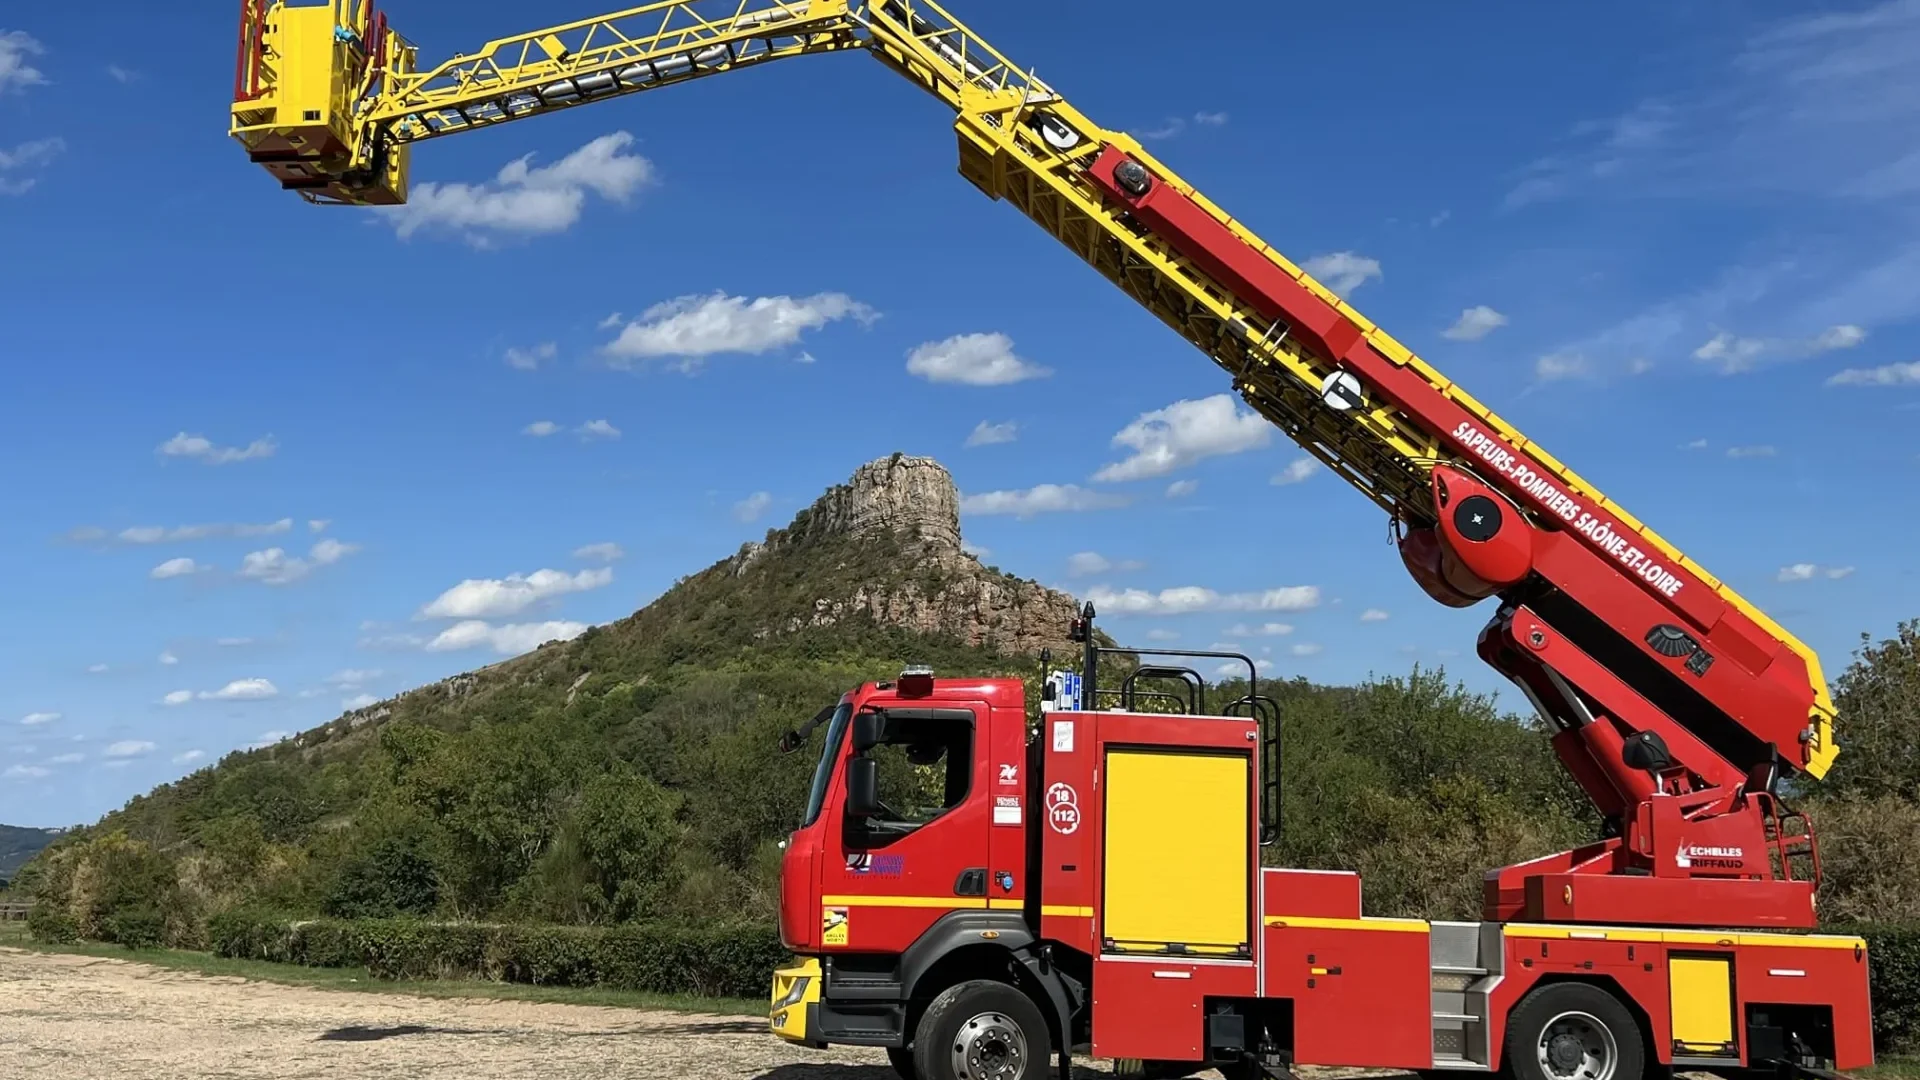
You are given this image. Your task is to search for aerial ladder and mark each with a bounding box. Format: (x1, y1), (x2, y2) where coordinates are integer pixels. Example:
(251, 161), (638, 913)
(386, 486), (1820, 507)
(231, 0), (1840, 933)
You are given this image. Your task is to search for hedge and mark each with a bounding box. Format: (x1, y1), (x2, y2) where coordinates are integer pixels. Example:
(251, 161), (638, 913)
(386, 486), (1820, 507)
(1857, 923), (1920, 1054)
(205, 910), (786, 1000)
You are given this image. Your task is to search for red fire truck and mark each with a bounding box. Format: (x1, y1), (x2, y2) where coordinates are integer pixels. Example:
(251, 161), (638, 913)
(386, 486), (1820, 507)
(226, 2), (1878, 1076)
(768, 613), (1871, 1080)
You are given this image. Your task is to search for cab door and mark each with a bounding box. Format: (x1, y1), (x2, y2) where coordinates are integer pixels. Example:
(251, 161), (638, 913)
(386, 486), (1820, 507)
(819, 701), (995, 954)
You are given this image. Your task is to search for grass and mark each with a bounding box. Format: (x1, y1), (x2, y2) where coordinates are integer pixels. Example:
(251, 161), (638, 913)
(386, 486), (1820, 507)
(1865, 1059), (1920, 1080)
(0, 922), (761, 1015)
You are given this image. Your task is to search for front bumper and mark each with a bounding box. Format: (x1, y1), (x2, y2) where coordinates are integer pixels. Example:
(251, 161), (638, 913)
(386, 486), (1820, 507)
(769, 957), (823, 1047)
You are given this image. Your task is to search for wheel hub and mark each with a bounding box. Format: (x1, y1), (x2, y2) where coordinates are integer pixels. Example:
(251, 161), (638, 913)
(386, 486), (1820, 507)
(952, 1011), (1026, 1080)
(1535, 1010), (1617, 1080)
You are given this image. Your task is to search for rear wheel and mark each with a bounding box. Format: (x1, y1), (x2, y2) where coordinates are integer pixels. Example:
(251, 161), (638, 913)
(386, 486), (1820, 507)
(912, 979), (1053, 1080)
(1504, 983), (1644, 1080)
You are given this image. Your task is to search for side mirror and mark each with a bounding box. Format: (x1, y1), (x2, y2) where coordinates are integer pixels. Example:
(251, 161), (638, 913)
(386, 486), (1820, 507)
(777, 730), (804, 755)
(851, 710), (886, 754)
(845, 757), (880, 817)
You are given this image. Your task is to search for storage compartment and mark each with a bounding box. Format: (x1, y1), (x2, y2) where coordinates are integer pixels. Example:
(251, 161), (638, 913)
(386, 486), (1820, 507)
(1102, 748), (1251, 955)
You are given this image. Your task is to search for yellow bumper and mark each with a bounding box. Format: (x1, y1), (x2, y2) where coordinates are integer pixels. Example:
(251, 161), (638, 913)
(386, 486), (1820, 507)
(769, 957), (822, 1045)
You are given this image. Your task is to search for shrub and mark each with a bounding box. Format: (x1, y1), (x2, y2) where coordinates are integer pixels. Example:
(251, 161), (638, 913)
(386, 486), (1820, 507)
(26, 907), (78, 944)
(105, 907), (166, 950)
(1858, 923), (1920, 1054)
(208, 915), (785, 999)
(322, 834), (440, 920)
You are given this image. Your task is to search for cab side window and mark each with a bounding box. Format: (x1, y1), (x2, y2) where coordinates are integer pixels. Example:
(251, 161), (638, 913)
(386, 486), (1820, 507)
(867, 716), (973, 828)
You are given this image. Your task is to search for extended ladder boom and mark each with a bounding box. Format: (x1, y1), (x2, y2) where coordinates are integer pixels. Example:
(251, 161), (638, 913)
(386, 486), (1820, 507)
(231, 0), (1838, 928)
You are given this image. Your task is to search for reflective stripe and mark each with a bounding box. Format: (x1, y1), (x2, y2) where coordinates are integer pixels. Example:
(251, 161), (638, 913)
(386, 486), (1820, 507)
(1504, 924), (1865, 951)
(1262, 915), (1429, 933)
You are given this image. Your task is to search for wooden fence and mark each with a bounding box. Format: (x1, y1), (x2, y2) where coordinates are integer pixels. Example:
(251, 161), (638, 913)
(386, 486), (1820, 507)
(0, 900), (35, 922)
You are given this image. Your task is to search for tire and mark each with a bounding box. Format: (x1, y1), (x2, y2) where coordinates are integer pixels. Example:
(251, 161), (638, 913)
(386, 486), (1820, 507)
(912, 979), (1054, 1080)
(888, 1046), (921, 1080)
(1504, 982), (1645, 1080)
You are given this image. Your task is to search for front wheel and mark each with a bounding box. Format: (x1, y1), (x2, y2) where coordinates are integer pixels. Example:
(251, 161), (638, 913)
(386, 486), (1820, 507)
(888, 1046), (920, 1080)
(912, 979), (1054, 1080)
(1504, 982), (1645, 1080)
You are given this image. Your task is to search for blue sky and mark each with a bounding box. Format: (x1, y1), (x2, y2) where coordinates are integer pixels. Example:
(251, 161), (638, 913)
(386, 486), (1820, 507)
(3, 2), (1917, 827)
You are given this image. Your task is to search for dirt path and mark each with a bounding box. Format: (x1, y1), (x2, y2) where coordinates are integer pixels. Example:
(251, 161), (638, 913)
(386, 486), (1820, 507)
(0, 946), (1414, 1080)
(0, 946), (887, 1080)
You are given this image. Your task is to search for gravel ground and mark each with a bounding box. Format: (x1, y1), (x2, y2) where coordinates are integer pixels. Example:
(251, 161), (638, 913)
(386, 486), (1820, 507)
(0, 946), (1413, 1080)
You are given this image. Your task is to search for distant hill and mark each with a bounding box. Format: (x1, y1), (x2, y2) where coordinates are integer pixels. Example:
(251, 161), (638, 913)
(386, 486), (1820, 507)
(0, 825), (62, 882)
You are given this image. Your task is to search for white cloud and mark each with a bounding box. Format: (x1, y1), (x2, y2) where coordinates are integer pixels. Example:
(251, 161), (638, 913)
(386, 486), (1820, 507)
(1145, 629), (1180, 642)
(1726, 445), (1777, 459)
(1067, 552), (1144, 578)
(573, 542), (625, 562)
(218, 637), (254, 647)
(173, 750), (204, 765)
(1535, 351), (1590, 381)
(604, 291), (873, 367)
(251, 731), (291, 749)
(578, 419), (621, 440)
(1290, 643), (1325, 657)
(1300, 252), (1382, 297)
(20, 711), (59, 726)
(4, 765), (49, 780)
(733, 491), (773, 523)
(960, 484), (1130, 517)
(598, 312), (624, 329)
(103, 740), (156, 758)
(1094, 394), (1271, 482)
(420, 567), (613, 620)
(1828, 360), (1920, 387)
(1225, 623), (1295, 637)
(1442, 305), (1509, 342)
(86, 663), (108, 674)
(159, 651), (179, 666)
(506, 342), (557, 370)
(104, 519), (293, 545)
(239, 539), (359, 585)
(1193, 110), (1229, 127)
(156, 432), (277, 465)
(0, 136), (62, 195)
(1086, 584), (1321, 616)
(965, 420), (1018, 447)
(1777, 563), (1855, 582)
(1271, 458), (1320, 486)
(906, 332), (1050, 386)
(309, 519), (331, 533)
(0, 31), (47, 92)
(1165, 479), (1199, 498)
(426, 619), (590, 655)
(961, 542), (990, 559)
(795, 351), (817, 364)
(162, 690), (193, 706)
(327, 669), (381, 688)
(387, 131), (654, 243)
(342, 693), (379, 710)
(150, 557), (206, 579)
(1813, 324), (1867, 352)
(47, 752), (82, 765)
(106, 64), (136, 83)
(1682, 438), (1710, 451)
(1693, 332), (1769, 374)
(1139, 118), (1186, 140)
(1360, 608), (1391, 622)
(524, 420), (560, 437)
(200, 678), (278, 701)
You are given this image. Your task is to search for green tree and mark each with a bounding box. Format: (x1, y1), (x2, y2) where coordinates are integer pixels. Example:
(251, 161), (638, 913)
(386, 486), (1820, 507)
(323, 832), (441, 919)
(1824, 619), (1920, 800)
(512, 770), (684, 924)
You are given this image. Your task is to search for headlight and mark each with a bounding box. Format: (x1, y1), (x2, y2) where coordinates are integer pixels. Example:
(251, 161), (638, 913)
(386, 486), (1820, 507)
(774, 975), (811, 1009)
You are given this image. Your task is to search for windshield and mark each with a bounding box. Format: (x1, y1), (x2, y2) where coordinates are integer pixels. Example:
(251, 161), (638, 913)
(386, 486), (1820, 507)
(802, 703), (852, 827)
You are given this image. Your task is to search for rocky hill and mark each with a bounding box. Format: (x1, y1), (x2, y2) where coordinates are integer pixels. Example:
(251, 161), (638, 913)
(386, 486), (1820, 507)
(300, 453), (1081, 757)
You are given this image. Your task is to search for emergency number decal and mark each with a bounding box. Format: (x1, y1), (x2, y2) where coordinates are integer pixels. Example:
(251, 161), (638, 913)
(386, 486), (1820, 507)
(822, 906), (849, 946)
(994, 796), (1023, 826)
(1052, 720), (1074, 753)
(1045, 782), (1081, 835)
